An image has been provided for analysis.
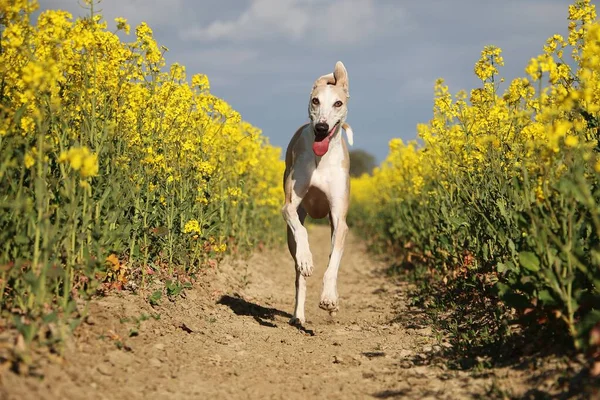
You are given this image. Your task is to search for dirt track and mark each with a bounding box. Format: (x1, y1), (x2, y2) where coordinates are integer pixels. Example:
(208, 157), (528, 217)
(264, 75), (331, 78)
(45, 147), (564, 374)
(1, 225), (561, 399)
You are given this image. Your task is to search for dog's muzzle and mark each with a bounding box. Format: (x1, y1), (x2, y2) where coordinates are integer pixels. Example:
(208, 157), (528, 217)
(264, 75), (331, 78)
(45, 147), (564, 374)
(312, 121), (340, 156)
(314, 122), (329, 140)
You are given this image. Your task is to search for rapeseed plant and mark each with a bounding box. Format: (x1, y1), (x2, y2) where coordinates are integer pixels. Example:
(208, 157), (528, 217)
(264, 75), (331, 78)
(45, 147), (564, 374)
(0, 0), (284, 357)
(351, 0), (600, 352)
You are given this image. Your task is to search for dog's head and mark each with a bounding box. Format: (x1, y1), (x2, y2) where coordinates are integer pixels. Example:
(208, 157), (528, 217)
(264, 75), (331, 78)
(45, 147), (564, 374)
(308, 61), (350, 156)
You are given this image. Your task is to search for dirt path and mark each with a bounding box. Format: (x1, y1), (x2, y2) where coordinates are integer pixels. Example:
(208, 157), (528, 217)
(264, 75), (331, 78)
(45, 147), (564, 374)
(2, 226), (525, 399)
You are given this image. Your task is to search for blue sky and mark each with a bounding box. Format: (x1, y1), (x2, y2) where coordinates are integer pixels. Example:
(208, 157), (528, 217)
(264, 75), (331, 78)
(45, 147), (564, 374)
(40, 0), (578, 162)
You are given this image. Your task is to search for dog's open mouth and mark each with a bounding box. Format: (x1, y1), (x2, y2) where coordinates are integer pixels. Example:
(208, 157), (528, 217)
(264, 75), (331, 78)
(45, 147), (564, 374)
(312, 121), (339, 156)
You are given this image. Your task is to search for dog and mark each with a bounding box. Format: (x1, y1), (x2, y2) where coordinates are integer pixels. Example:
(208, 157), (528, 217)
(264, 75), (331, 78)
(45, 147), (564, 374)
(282, 61), (354, 325)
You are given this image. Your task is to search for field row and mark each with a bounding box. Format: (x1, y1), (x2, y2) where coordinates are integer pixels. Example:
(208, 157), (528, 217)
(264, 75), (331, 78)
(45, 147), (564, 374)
(0, 1), (284, 355)
(350, 0), (600, 356)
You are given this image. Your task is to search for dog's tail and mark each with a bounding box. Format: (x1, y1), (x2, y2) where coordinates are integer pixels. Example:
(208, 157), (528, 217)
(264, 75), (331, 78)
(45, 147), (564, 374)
(342, 122), (354, 146)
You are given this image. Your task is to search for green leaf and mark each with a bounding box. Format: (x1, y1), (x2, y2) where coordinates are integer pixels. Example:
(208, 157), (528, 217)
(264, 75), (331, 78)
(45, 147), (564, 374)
(508, 239), (516, 256)
(495, 282), (510, 297)
(148, 290), (162, 306)
(496, 198), (508, 219)
(497, 262), (508, 273)
(537, 289), (557, 306)
(519, 251), (540, 272)
(14, 235), (30, 244)
(42, 312), (58, 324)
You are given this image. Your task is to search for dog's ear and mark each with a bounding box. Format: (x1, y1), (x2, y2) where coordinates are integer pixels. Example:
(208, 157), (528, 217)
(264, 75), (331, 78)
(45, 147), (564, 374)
(333, 61), (348, 93)
(312, 72), (335, 90)
(342, 122), (353, 146)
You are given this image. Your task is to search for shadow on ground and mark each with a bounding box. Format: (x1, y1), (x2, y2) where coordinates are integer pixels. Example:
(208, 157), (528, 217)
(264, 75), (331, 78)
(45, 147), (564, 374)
(217, 294), (291, 328)
(385, 259), (600, 400)
(218, 294), (316, 336)
(372, 389), (411, 399)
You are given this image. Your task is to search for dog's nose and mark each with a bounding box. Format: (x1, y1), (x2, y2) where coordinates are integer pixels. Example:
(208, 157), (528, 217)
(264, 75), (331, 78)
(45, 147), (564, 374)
(315, 122), (329, 135)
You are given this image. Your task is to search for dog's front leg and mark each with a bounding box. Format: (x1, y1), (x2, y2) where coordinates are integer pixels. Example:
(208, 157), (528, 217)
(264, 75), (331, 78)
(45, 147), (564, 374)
(282, 191), (313, 277)
(319, 196), (349, 315)
(282, 187), (313, 325)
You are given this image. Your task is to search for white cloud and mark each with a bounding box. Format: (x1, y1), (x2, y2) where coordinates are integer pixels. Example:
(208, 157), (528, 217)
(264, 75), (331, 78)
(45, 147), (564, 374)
(320, 0), (411, 45)
(181, 0), (410, 46)
(182, 0), (310, 42)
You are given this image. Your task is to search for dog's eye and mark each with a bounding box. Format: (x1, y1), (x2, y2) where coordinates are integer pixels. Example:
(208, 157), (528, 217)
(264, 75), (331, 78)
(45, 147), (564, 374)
(334, 101), (343, 107)
(312, 97), (320, 106)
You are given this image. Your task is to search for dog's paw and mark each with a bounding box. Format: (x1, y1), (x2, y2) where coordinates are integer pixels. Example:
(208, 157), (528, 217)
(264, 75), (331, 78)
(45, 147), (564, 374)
(289, 316), (306, 326)
(295, 251), (314, 277)
(319, 296), (339, 314)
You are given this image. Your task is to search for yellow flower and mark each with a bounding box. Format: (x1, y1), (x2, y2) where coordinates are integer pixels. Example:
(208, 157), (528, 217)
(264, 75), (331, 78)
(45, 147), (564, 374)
(526, 57), (541, 81)
(564, 135), (579, 147)
(81, 152), (98, 178)
(474, 46), (504, 82)
(226, 187), (242, 199)
(106, 254), (120, 270)
(114, 17), (130, 35)
(183, 219), (202, 235)
(24, 147), (37, 168)
(535, 178), (546, 202)
(212, 243), (227, 253)
(192, 73), (210, 92)
(59, 147), (99, 178)
(135, 22), (162, 65)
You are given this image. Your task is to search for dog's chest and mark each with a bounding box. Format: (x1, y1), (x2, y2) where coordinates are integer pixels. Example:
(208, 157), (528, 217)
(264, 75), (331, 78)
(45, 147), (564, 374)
(308, 148), (347, 192)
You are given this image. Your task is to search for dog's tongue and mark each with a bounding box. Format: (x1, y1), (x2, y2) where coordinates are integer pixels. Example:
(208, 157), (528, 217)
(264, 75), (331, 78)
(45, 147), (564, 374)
(312, 137), (330, 156)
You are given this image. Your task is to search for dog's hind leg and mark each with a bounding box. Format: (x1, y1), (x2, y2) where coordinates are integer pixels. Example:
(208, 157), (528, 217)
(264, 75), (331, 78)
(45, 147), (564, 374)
(287, 206), (308, 325)
(319, 194), (349, 315)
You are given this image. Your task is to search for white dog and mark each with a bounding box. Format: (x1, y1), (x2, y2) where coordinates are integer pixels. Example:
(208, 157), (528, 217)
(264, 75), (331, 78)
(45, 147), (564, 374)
(282, 61), (353, 325)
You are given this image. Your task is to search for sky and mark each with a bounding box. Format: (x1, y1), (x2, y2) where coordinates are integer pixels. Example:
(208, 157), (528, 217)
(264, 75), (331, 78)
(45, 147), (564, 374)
(38, 0), (580, 162)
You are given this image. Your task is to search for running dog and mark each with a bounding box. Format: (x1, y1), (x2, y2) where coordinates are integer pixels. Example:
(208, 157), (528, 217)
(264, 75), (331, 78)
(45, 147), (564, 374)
(282, 61), (353, 325)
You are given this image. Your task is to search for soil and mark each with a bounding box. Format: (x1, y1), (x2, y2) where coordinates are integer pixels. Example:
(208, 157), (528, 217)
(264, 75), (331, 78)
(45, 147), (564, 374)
(0, 225), (596, 399)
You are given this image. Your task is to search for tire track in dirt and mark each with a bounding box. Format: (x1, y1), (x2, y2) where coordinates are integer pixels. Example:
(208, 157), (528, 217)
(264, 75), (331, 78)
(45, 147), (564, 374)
(2, 226), (498, 399)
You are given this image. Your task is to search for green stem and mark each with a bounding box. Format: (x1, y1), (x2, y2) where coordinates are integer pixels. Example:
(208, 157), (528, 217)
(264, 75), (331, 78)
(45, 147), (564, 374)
(142, 192), (150, 287)
(29, 123), (45, 310)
